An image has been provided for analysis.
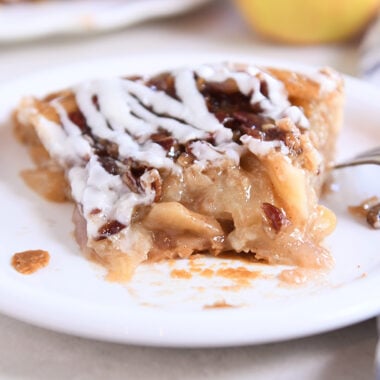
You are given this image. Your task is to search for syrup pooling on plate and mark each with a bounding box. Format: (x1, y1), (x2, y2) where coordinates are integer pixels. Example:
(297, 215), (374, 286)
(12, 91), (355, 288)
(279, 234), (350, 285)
(31, 63), (314, 240)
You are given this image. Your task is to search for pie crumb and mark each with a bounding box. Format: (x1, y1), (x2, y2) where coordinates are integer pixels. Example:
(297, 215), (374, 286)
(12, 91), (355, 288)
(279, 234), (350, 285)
(170, 269), (192, 279)
(11, 249), (50, 275)
(203, 300), (236, 309)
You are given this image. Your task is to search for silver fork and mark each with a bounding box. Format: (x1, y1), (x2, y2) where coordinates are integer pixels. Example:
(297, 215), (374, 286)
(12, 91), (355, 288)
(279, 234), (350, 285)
(334, 146), (380, 169)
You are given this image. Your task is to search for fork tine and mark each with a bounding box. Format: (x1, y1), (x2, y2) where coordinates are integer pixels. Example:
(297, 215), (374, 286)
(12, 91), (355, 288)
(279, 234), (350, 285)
(334, 146), (380, 169)
(355, 146), (380, 159)
(335, 158), (380, 169)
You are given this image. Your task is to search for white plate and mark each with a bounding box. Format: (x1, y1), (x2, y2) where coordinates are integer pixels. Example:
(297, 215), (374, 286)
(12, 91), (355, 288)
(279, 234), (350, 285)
(0, 0), (211, 42)
(0, 53), (380, 348)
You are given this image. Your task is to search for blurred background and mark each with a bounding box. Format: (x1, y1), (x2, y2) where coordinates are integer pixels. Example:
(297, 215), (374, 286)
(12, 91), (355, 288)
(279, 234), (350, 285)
(0, 0), (379, 83)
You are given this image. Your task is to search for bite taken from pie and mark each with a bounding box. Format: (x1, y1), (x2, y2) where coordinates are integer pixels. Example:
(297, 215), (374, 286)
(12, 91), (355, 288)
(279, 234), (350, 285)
(13, 62), (344, 281)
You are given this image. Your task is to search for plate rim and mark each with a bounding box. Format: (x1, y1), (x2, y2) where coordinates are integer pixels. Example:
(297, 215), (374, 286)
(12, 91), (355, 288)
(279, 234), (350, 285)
(0, 0), (212, 42)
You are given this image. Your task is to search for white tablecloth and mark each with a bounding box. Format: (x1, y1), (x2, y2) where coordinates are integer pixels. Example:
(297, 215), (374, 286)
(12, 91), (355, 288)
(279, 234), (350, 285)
(0, 1), (376, 379)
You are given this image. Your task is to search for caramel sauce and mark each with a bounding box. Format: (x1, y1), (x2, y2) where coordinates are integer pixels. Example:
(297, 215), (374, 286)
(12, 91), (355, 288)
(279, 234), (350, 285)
(203, 300), (236, 309)
(11, 249), (50, 275)
(170, 269), (192, 279)
(170, 256), (262, 288)
(216, 267), (260, 286)
(188, 256), (261, 286)
(221, 285), (242, 292)
(199, 268), (214, 278)
(277, 268), (321, 286)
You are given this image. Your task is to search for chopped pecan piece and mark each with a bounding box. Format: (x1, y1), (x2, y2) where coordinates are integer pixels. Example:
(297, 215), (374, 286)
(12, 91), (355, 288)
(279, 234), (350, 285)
(97, 220), (126, 240)
(367, 204), (380, 229)
(262, 203), (290, 233)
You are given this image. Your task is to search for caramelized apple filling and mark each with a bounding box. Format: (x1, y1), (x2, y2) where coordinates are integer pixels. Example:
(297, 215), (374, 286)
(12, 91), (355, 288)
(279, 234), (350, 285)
(14, 62), (343, 281)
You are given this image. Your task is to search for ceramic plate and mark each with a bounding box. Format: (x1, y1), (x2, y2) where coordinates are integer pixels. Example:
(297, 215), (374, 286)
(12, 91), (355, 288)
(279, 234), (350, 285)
(0, 0), (211, 42)
(0, 53), (379, 347)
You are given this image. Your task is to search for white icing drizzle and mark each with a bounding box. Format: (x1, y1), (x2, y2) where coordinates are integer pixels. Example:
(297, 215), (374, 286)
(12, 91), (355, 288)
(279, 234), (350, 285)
(35, 115), (83, 166)
(304, 68), (340, 94)
(75, 80), (176, 171)
(280, 106), (309, 129)
(190, 140), (243, 169)
(32, 62), (313, 240)
(241, 135), (289, 157)
(52, 100), (92, 161)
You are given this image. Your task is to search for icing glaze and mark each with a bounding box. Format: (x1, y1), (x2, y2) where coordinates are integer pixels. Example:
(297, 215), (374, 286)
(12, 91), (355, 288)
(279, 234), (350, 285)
(31, 63), (320, 239)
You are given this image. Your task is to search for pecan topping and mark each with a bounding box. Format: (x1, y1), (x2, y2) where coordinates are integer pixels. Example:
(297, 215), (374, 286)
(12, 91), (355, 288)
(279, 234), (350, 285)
(121, 159), (145, 193)
(69, 111), (88, 132)
(121, 169), (141, 193)
(176, 152), (194, 167)
(149, 170), (162, 202)
(92, 95), (100, 109)
(93, 138), (119, 159)
(197, 78), (302, 147)
(150, 132), (182, 159)
(146, 72), (178, 99)
(262, 203), (290, 233)
(98, 156), (120, 175)
(96, 220), (126, 240)
(367, 203), (380, 229)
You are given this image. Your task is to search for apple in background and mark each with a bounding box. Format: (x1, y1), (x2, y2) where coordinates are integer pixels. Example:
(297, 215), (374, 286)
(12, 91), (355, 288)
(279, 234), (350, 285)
(234, 0), (380, 44)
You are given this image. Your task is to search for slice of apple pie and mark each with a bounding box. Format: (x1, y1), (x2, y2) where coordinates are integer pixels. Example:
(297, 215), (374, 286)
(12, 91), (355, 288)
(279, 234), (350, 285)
(14, 62), (344, 281)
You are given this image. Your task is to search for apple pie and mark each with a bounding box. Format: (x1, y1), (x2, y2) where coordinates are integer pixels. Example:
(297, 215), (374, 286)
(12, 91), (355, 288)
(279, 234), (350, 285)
(14, 62), (344, 281)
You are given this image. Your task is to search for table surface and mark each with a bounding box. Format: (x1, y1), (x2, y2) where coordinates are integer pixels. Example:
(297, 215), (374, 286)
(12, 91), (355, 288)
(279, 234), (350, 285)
(0, 1), (377, 379)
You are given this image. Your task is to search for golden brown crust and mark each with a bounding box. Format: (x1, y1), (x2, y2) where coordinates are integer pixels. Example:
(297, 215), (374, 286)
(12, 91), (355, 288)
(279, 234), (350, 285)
(13, 109), (70, 202)
(267, 67), (344, 167)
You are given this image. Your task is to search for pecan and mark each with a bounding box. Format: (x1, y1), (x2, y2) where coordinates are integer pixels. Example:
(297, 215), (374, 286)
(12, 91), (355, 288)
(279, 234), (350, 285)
(232, 110), (266, 128)
(367, 203), (380, 229)
(104, 140), (119, 158)
(91, 95), (99, 109)
(98, 156), (120, 175)
(199, 78), (240, 94)
(69, 111), (88, 132)
(260, 80), (269, 98)
(150, 132), (182, 158)
(96, 220), (126, 240)
(284, 132), (302, 154)
(176, 152), (194, 167)
(121, 161), (144, 193)
(124, 158), (147, 178)
(121, 171), (139, 193)
(146, 72), (177, 99)
(262, 203), (290, 233)
(93, 138), (119, 159)
(141, 169), (162, 202)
